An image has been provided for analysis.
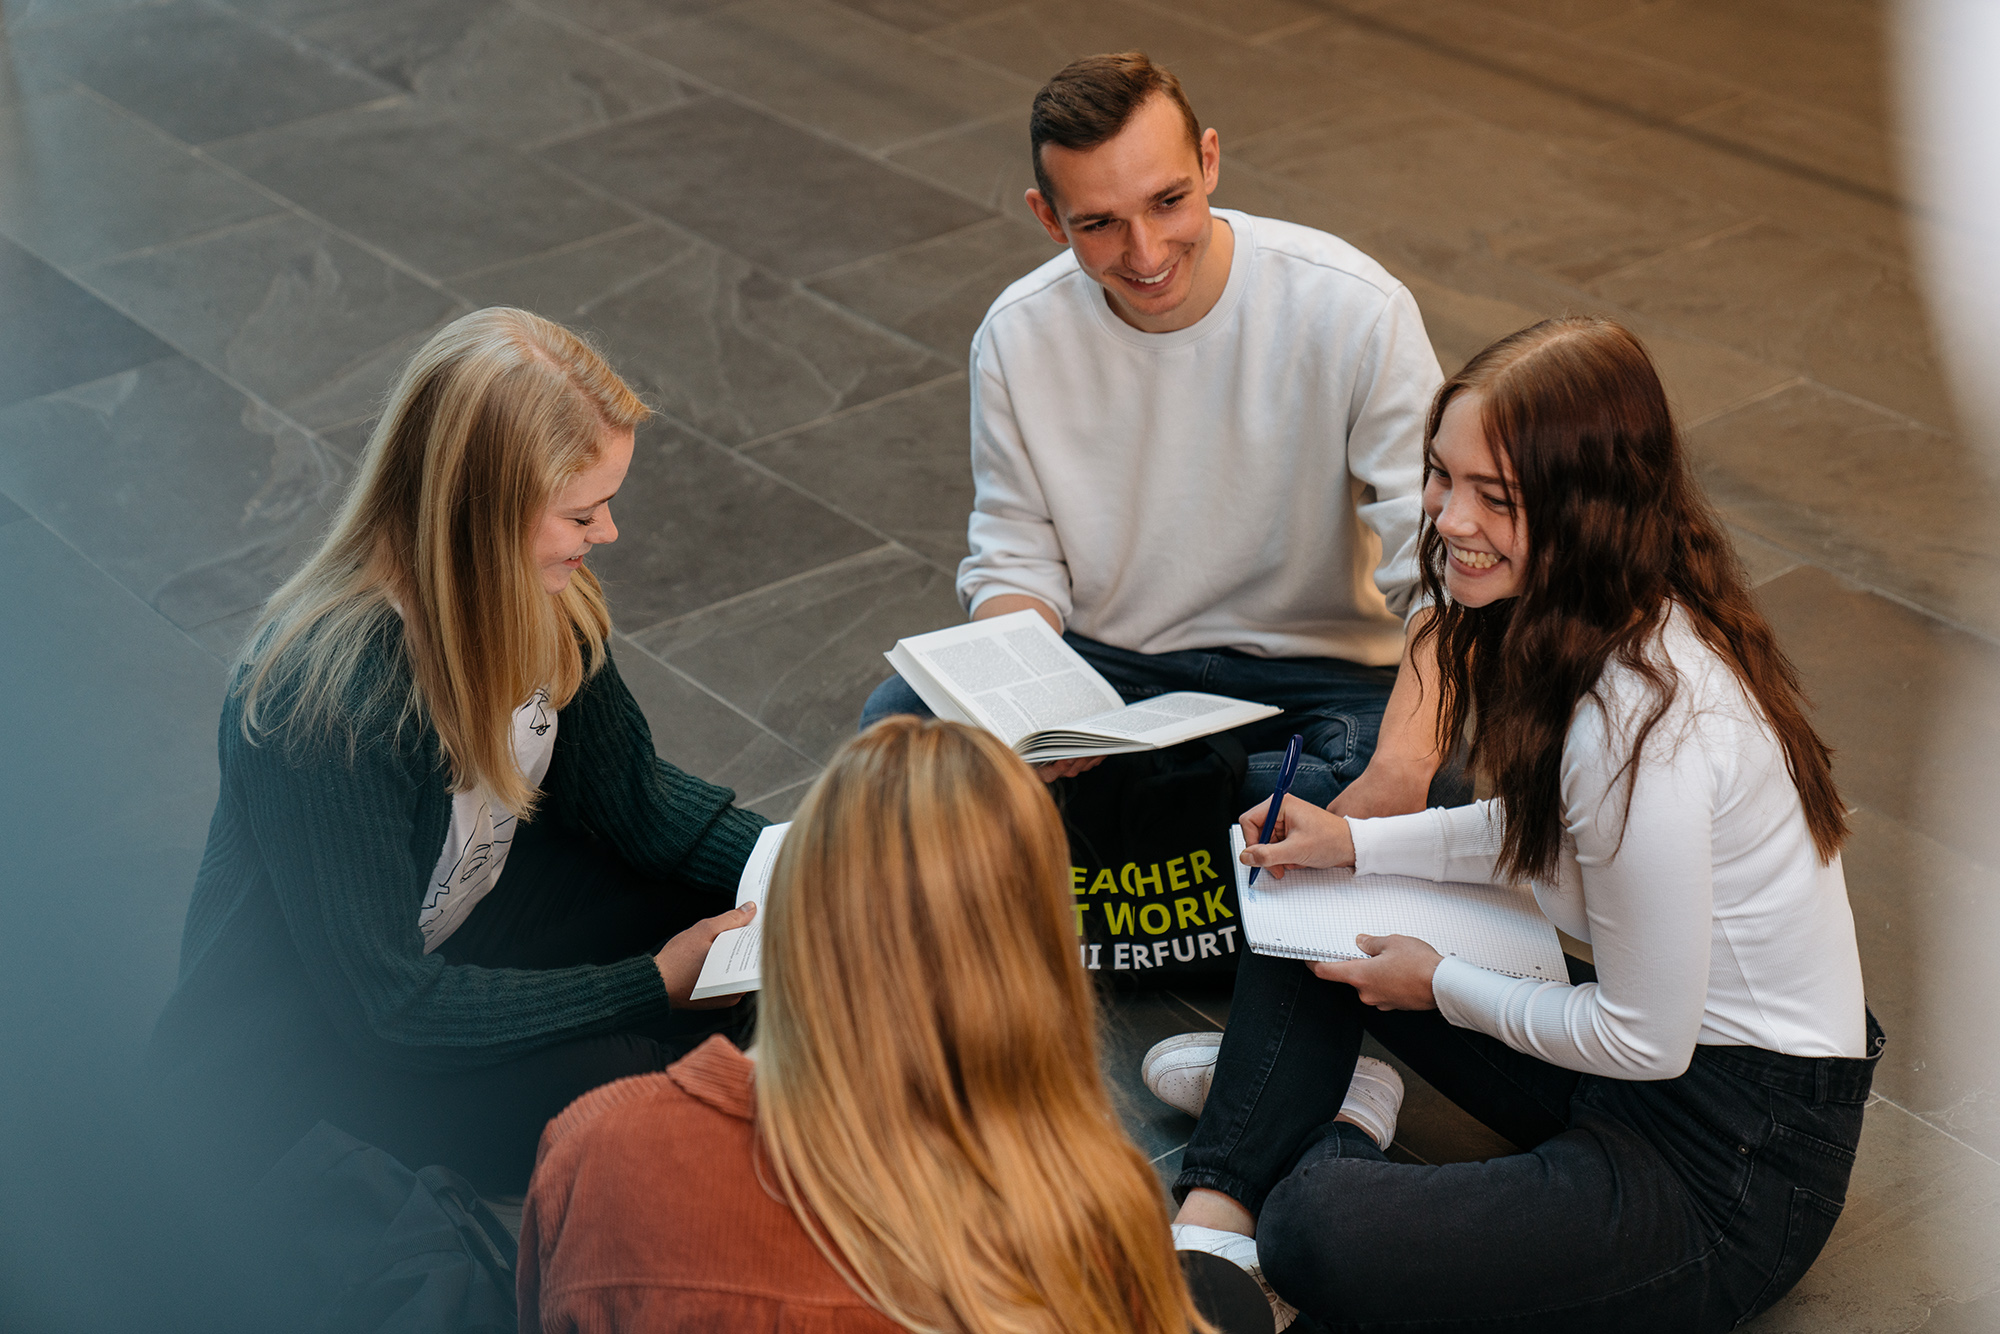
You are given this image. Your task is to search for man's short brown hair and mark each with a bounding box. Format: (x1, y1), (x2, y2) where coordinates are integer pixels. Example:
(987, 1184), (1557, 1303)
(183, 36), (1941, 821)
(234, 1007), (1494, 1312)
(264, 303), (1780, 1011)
(1029, 52), (1202, 209)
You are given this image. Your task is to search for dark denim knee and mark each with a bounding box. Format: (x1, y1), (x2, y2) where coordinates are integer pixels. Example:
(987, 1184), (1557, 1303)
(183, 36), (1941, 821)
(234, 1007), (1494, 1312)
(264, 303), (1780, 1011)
(1254, 1122), (1383, 1316)
(858, 676), (931, 732)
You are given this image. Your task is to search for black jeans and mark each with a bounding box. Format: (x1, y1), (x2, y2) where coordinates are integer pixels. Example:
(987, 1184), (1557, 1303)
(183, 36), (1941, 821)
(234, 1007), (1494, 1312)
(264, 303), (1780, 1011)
(1177, 950), (1882, 1332)
(257, 816), (746, 1195)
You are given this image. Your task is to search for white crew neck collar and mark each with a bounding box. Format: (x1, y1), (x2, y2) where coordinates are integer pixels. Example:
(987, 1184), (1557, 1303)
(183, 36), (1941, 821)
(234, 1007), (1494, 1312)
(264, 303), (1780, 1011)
(1086, 208), (1254, 350)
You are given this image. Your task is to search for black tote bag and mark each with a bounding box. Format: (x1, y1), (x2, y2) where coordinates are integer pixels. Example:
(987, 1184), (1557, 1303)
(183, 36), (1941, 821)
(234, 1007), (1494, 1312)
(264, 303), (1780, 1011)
(1054, 735), (1249, 987)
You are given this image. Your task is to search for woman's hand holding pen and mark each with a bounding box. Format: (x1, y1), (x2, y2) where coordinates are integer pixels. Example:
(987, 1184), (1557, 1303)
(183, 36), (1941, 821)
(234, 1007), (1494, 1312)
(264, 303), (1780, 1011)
(1236, 794), (1356, 878)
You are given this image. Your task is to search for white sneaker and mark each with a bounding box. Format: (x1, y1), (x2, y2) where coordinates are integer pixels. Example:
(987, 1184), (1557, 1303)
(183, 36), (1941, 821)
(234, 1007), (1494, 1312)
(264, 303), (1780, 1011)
(1340, 1056), (1405, 1151)
(1142, 1032), (1223, 1116)
(1172, 1223), (1297, 1331)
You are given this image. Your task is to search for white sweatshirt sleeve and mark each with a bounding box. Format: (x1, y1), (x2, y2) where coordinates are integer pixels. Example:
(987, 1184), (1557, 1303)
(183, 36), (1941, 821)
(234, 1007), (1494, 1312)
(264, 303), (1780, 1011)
(1343, 284), (1441, 621)
(1354, 698), (1717, 1080)
(957, 335), (1073, 623)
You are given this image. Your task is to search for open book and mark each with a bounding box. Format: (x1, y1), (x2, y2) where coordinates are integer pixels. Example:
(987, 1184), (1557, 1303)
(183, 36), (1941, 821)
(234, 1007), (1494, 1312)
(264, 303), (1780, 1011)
(885, 611), (1280, 763)
(689, 822), (788, 1001)
(1232, 826), (1567, 981)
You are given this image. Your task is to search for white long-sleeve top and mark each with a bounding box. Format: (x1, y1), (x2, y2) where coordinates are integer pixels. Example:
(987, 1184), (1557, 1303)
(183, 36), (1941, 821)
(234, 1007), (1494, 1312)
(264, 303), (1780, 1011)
(1348, 608), (1868, 1078)
(957, 210), (1442, 665)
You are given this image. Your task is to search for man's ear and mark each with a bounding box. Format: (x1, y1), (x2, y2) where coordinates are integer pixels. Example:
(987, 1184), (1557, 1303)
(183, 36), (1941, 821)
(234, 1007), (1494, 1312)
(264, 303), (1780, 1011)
(1199, 127), (1221, 196)
(1024, 188), (1070, 247)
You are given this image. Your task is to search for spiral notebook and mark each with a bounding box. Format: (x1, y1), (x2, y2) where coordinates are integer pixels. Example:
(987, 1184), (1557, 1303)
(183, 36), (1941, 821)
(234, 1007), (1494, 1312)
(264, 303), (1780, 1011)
(1231, 826), (1568, 981)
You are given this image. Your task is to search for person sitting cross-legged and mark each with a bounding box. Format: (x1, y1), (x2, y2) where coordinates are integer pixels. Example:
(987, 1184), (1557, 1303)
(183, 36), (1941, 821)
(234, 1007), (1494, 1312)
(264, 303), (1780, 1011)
(147, 308), (765, 1199)
(861, 51), (1464, 815)
(519, 717), (1273, 1334)
(1148, 318), (1881, 1333)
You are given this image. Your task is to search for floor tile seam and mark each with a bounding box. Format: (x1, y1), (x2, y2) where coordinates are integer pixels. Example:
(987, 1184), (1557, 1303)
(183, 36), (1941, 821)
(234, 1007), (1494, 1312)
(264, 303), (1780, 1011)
(0, 478), (225, 660)
(673, 409), (956, 565)
(509, 1), (1023, 220)
(788, 280), (965, 368)
(873, 103), (1031, 161)
(743, 774), (819, 809)
(1289, 0), (1914, 214)
(1869, 1093), (2000, 1173)
(187, 91), (413, 155)
(1782, 375), (1962, 442)
(196, 0), (410, 100)
(66, 84), (474, 304)
(1122, 0), (1321, 49)
(1563, 7), (1915, 157)
(1166, 991), (1229, 1031)
(522, 96), (708, 154)
(647, 0), (1045, 99)
(65, 209), (294, 271)
(619, 541), (920, 641)
(609, 628), (824, 769)
(507, 135), (982, 362)
(1246, 15), (1332, 48)
(1681, 376), (1812, 433)
(0, 244), (358, 495)
(439, 221), (659, 286)
(1747, 543), (2000, 654)
(1578, 216), (1770, 291)
(733, 369), (968, 455)
(794, 216), (1017, 286)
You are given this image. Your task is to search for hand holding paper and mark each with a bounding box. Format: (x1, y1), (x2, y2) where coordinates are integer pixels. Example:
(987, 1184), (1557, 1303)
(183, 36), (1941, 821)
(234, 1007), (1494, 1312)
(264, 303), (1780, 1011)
(690, 823), (789, 1001)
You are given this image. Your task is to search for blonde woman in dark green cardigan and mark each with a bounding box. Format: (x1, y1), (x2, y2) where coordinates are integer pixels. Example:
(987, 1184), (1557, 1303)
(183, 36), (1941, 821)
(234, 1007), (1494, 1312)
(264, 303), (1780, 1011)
(149, 309), (765, 1193)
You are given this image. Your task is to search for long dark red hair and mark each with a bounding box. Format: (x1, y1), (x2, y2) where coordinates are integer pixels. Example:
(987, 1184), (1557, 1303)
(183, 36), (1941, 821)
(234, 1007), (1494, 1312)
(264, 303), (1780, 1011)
(1415, 316), (1845, 881)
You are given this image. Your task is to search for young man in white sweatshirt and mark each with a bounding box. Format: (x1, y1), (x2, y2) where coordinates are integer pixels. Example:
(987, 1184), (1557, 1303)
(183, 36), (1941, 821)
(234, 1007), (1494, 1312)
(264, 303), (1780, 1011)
(862, 53), (1460, 815)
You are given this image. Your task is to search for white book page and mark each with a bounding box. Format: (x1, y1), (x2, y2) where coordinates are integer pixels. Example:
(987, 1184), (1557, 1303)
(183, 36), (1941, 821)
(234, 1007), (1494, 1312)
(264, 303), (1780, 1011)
(690, 822), (789, 1000)
(1232, 827), (1566, 982)
(1060, 692), (1278, 744)
(892, 612), (1124, 746)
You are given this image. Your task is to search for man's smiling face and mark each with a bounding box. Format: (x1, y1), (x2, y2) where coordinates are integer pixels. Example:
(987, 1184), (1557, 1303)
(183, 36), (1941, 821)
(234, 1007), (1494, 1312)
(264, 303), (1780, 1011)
(1028, 93), (1224, 334)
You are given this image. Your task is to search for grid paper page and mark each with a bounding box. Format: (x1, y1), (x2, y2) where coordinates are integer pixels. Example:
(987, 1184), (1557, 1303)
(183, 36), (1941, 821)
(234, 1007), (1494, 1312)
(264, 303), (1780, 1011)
(1232, 827), (1567, 981)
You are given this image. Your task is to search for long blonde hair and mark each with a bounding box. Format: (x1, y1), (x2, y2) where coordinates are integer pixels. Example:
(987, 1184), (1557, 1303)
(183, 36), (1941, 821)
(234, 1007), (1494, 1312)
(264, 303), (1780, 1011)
(237, 307), (648, 815)
(757, 718), (1210, 1334)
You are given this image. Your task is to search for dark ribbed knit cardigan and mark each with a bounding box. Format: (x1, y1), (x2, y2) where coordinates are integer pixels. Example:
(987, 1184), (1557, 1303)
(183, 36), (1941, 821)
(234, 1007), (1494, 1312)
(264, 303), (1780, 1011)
(152, 620), (768, 1081)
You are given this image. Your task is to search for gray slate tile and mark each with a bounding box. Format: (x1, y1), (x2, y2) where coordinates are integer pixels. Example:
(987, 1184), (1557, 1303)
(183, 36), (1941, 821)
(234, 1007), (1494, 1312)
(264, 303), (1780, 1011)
(1755, 564), (2000, 892)
(1692, 383), (1997, 639)
(288, 0), (697, 146)
(1744, 1099), (2000, 1330)
(626, 0), (1027, 154)
(745, 777), (814, 821)
(610, 636), (822, 803)
(748, 375), (973, 568)
(546, 96), (992, 278)
(528, 0), (736, 36)
(1099, 989), (1221, 1168)
(0, 89), (282, 267)
(0, 356), (347, 628)
(804, 216), (1059, 357)
(884, 116), (1042, 228)
(457, 225), (954, 446)
(630, 543), (963, 761)
(210, 100), (640, 279)
(0, 234), (174, 410)
(0, 491), (27, 526)
(814, 0), (1017, 36)
(591, 415), (883, 629)
(11, 0), (395, 143)
(83, 213), (467, 430)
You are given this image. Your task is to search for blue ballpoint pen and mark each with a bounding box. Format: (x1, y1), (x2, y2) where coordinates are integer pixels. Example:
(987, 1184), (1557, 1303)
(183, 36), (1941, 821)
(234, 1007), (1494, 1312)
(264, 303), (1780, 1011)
(1248, 733), (1305, 886)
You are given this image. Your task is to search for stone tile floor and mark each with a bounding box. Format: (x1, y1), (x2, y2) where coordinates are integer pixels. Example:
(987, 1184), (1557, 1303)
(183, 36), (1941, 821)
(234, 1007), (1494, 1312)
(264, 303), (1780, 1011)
(1, 0), (1995, 1327)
